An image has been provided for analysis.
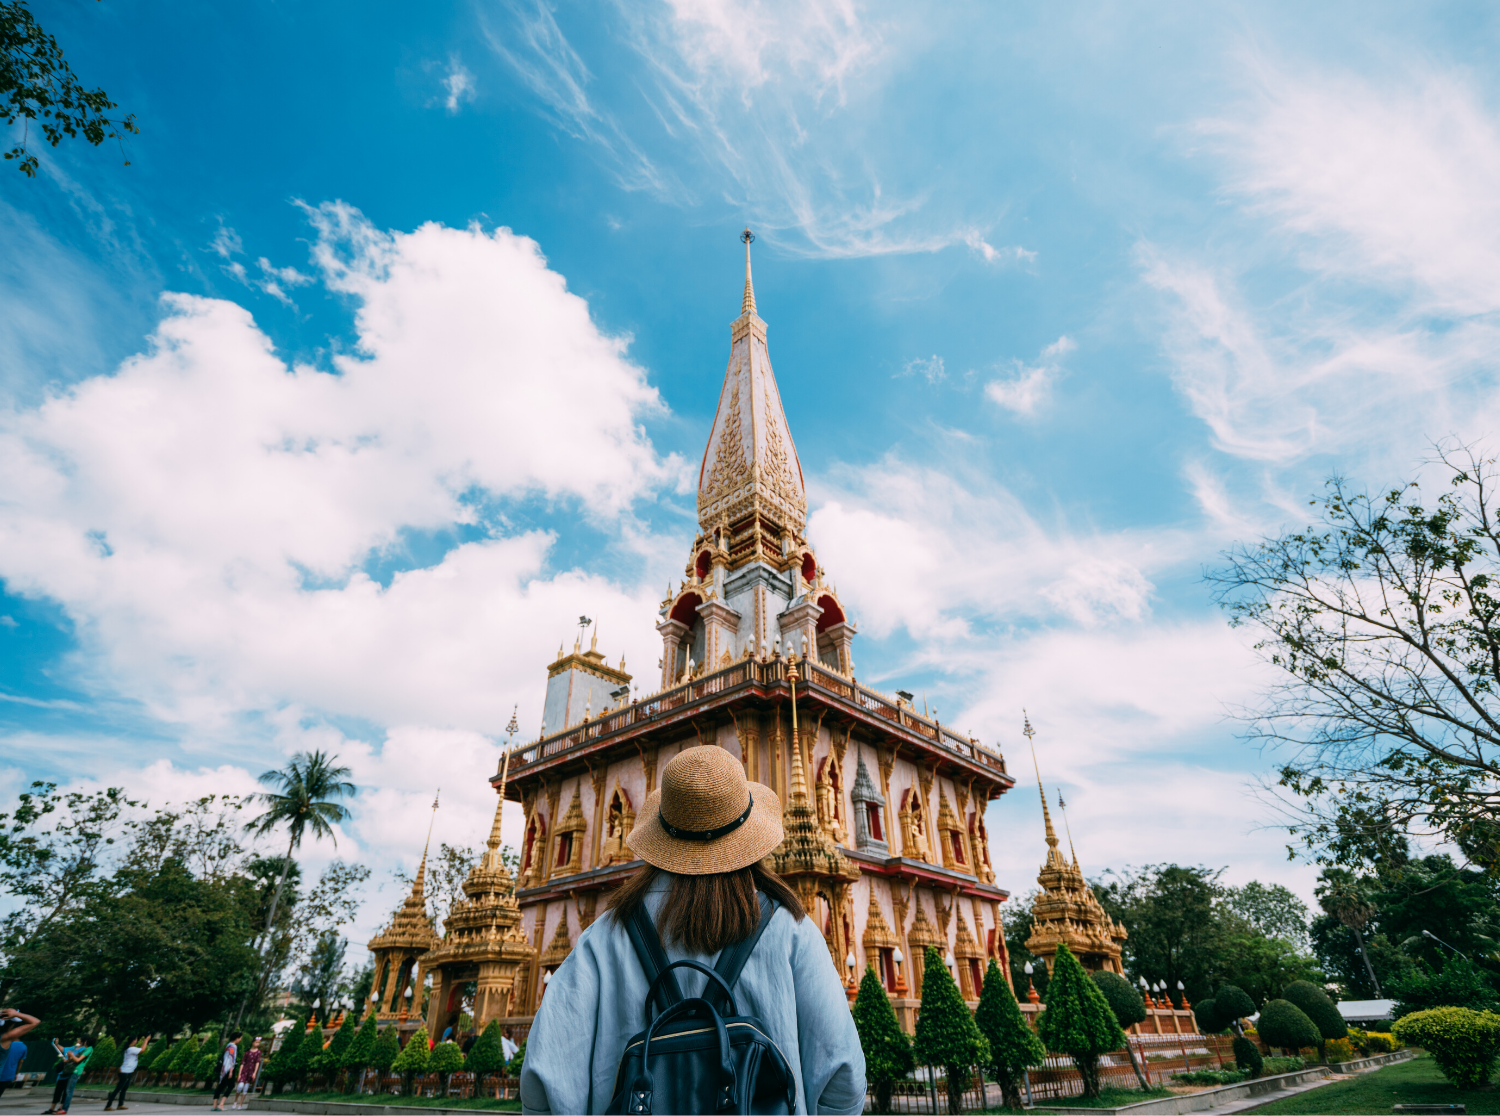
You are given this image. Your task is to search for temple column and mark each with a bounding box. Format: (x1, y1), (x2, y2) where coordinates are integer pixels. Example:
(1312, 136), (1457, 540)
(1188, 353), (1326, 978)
(656, 618), (689, 688)
(697, 600), (741, 670)
(822, 621), (857, 674)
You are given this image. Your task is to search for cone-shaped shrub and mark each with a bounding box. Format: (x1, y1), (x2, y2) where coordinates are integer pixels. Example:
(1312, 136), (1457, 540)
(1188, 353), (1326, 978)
(464, 1020), (505, 1078)
(428, 1040), (464, 1093)
(913, 947), (989, 1114)
(342, 1015), (378, 1093)
(1091, 971), (1150, 1091)
(1232, 1035), (1264, 1077)
(90, 1037), (118, 1080)
(281, 1019), (318, 1091)
(505, 1039), (526, 1077)
(976, 959), (1045, 1110)
(853, 966), (915, 1114)
(264, 1021), (303, 1091)
(371, 1026), (401, 1074)
(393, 1024), (431, 1093)
(1035, 943), (1126, 1099)
(169, 1037), (201, 1081)
(193, 1045), (219, 1085)
(318, 1013), (357, 1074)
(1258, 999), (1321, 1054)
(1282, 980), (1347, 1057)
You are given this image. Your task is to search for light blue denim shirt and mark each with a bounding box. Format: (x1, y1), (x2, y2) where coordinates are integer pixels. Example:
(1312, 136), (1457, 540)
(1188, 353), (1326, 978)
(520, 878), (867, 1115)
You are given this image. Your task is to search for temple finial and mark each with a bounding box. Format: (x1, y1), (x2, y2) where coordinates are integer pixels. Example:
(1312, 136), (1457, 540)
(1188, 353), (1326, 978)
(1058, 787), (1079, 867)
(1024, 712), (1064, 862)
(739, 228), (756, 317)
(416, 789), (439, 892)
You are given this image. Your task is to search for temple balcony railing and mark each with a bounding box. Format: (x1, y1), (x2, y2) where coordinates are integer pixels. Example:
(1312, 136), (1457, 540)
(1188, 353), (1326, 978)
(505, 655), (1008, 781)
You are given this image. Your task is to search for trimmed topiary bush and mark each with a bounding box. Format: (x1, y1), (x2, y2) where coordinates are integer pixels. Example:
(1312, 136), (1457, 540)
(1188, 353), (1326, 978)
(342, 1015), (378, 1092)
(913, 947), (989, 1114)
(1232, 1035), (1263, 1077)
(427, 1040), (464, 1093)
(854, 966), (915, 1114)
(1262, 1055), (1305, 1075)
(505, 1039), (526, 1078)
(1258, 999), (1321, 1054)
(1091, 971), (1149, 1090)
(977, 959), (1044, 1111)
(1282, 980), (1347, 1058)
(1193, 997), (1223, 1034)
(464, 1020), (505, 1079)
(90, 1037), (118, 1081)
(1365, 1032), (1398, 1054)
(1393, 1006), (1500, 1089)
(263, 1021), (304, 1093)
(1035, 943), (1125, 1100)
(1216, 986), (1256, 1033)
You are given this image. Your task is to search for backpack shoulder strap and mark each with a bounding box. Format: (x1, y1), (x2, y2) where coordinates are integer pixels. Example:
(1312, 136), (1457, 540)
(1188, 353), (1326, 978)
(708, 892), (776, 1010)
(626, 901), (684, 1019)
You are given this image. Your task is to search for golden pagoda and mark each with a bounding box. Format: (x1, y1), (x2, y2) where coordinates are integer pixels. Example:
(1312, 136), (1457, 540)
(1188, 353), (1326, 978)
(1021, 717), (1127, 974)
(420, 741), (536, 1036)
(366, 802), (442, 1022)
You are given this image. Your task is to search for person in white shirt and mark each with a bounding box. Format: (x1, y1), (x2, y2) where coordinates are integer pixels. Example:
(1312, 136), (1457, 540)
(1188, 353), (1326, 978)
(501, 1028), (519, 1063)
(105, 1035), (150, 1111)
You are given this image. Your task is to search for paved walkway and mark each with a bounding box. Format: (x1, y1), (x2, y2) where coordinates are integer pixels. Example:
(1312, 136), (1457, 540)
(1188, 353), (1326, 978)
(1212, 1072), (1353, 1113)
(0, 1095), (221, 1116)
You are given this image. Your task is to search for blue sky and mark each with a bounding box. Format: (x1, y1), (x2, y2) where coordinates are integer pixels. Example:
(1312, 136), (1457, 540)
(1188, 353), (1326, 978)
(6, 0), (1500, 939)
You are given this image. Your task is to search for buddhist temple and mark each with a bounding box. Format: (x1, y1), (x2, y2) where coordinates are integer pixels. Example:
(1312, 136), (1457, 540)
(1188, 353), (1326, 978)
(1021, 717), (1128, 975)
(487, 232), (1018, 1033)
(365, 819), (442, 1025)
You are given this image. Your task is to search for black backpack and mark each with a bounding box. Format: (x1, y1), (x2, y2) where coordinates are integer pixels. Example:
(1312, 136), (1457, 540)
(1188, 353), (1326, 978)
(606, 892), (797, 1115)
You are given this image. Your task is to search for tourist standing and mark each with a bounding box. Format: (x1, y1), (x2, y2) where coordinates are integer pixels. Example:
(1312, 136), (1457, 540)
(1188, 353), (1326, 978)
(519, 746), (866, 1115)
(105, 1035), (150, 1111)
(45, 1036), (92, 1115)
(500, 1028), (518, 1064)
(211, 1032), (240, 1111)
(231, 1037), (263, 1110)
(0, 1010), (40, 1098)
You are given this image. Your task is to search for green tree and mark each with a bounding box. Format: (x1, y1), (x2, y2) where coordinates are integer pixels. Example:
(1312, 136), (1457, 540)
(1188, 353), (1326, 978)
(1095, 865), (1222, 1002)
(316, 1011), (356, 1081)
(283, 1020), (320, 1092)
(342, 1014), (378, 1093)
(427, 1041), (464, 1094)
(0, 1), (138, 177)
(1210, 450), (1500, 866)
(1035, 943), (1125, 1100)
(1282, 979), (1347, 1058)
(1232, 1035), (1264, 1077)
(976, 959), (1045, 1110)
(90, 1036), (117, 1081)
(853, 967), (914, 1114)
(241, 752), (354, 1022)
(912, 947), (988, 1114)
(1315, 870), (1382, 996)
(1090, 971), (1149, 1090)
(1222, 882), (1312, 951)
(392, 1025), (430, 1093)
(371, 1025), (400, 1077)
(264, 1019), (306, 1093)
(1194, 996), (1223, 1033)
(1257, 999), (1320, 1053)
(1393, 956), (1500, 1017)
(1213, 933), (1323, 1007)
(1002, 894), (1049, 1002)
(464, 1019), (505, 1080)
(504, 1038), (526, 1077)
(193, 1044), (219, 1086)
(169, 1035), (202, 1080)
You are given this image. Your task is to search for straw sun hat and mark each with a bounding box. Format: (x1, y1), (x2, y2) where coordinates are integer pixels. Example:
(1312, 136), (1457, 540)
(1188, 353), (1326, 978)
(627, 746), (784, 875)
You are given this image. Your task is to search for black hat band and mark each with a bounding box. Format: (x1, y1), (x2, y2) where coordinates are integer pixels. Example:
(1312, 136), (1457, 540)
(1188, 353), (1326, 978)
(659, 794), (754, 841)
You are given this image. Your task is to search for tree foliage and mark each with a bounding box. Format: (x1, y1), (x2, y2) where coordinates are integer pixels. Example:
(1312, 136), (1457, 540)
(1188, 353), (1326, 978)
(1257, 999), (1321, 1053)
(853, 966), (915, 1114)
(1232, 1035), (1263, 1077)
(391, 1026), (430, 1078)
(974, 959), (1043, 1110)
(1091, 970), (1150, 1090)
(1035, 943), (1124, 1100)
(428, 1040), (464, 1090)
(0, 0), (138, 176)
(1211, 448), (1500, 866)
(464, 1020), (505, 1078)
(1393, 956), (1500, 1018)
(370, 1025), (400, 1073)
(913, 947), (988, 1114)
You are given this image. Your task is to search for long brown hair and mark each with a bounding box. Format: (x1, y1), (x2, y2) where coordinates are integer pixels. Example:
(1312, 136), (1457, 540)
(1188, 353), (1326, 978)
(606, 861), (806, 955)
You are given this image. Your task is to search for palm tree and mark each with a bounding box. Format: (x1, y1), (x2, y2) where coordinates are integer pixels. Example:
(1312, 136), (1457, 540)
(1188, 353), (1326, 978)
(245, 750), (356, 943)
(1317, 870), (1381, 997)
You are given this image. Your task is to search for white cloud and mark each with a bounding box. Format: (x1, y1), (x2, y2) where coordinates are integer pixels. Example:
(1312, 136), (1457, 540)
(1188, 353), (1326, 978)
(898, 354), (945, 383)
(441, 57), (477, 114)
(0, 204), (678, 736)
(985, 334), (1073, 417)
(964, 230), (1035, 266)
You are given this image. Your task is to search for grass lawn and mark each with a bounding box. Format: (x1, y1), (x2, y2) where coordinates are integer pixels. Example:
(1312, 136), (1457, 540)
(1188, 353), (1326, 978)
(1251, 1053), (1494, 1114)
(982, 1086), (1173, 1111)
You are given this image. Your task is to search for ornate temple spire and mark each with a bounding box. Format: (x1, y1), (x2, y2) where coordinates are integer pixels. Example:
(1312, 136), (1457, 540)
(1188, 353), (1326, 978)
(696, 229), (806, 539)
(740, 227), (757, 317)
(415, 788), (439, 893)
(1024, 714), (1066, 870)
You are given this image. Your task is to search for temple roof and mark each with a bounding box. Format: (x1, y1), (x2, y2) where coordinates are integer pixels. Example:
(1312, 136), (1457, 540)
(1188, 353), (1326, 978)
(696, 231), (806, 536)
